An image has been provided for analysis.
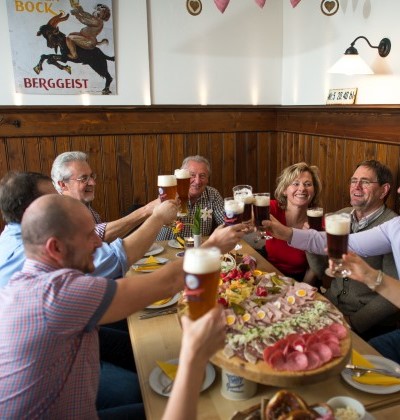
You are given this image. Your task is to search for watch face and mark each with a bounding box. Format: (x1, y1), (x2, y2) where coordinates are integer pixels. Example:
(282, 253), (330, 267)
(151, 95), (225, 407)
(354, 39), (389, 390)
(187, 0), (202, 16)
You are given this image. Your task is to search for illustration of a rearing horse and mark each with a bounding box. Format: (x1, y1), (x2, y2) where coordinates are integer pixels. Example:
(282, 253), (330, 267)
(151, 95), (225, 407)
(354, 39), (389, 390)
(34, 12), (115, 95)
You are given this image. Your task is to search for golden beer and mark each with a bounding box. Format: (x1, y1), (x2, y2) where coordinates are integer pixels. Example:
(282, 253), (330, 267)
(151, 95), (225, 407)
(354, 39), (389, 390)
(174, 169), (191, 216)
(183, 247), (221, 320)
(158, 175), (177, 201)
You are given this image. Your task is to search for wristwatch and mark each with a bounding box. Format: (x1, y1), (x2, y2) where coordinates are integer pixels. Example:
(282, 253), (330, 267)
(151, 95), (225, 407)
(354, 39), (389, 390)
(367, 270), (384, 291)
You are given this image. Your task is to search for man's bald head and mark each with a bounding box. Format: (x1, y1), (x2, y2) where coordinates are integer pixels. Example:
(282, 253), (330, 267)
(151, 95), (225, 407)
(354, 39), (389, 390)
(22, 195), (89, 251)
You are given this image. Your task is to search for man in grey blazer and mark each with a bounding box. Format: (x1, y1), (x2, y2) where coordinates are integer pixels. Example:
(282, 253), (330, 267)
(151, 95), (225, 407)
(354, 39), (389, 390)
(307, 160), (400, 340)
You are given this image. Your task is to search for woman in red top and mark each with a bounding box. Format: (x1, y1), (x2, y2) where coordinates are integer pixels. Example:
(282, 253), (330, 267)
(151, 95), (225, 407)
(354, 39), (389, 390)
(265, 162), (322, 282)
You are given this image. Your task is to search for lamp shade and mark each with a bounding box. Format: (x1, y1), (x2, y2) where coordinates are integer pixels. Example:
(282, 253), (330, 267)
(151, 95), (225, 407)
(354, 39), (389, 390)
(328, 54), (373, 75)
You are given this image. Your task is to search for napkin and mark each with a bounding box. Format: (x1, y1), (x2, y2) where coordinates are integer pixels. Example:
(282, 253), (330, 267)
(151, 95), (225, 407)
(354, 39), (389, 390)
(134, 256), (163, 272)
(351, 350), (400, 386)
(156, 360), (178, 381)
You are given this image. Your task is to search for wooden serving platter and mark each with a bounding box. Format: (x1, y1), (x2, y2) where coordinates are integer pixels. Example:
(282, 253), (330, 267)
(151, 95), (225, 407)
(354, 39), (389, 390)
(211, 323), (351, 387)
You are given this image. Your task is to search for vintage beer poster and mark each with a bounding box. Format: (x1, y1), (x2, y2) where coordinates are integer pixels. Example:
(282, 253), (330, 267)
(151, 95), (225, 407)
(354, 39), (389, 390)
(6, 0), (116, 95)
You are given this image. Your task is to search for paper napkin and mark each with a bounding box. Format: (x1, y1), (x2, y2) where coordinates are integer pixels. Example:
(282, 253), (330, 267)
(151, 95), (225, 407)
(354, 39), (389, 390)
(351, 350), (400, 386)
(156, 360), (178, 381)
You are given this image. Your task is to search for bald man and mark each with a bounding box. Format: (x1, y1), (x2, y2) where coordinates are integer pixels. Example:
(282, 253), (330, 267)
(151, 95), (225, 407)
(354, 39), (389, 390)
(0, 195), (184, 417)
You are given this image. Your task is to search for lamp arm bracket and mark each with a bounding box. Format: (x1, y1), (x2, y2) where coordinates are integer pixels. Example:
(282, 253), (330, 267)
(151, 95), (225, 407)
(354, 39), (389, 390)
(350, 36), (391, 57)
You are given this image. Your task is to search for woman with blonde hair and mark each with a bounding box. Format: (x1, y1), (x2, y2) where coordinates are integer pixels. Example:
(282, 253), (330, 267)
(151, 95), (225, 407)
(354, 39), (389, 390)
(265, 162), (322, 282)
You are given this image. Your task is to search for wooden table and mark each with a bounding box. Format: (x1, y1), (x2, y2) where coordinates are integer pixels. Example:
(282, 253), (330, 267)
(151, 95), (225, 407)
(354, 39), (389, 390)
(127, 240), (400, 419)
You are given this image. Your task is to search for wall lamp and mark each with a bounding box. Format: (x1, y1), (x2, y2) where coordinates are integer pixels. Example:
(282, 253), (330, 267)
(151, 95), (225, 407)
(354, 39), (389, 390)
(328, 36), (391, 75)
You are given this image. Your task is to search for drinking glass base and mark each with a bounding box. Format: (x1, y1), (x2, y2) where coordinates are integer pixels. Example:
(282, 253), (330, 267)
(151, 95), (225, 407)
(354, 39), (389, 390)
(325, 267), (351, 279)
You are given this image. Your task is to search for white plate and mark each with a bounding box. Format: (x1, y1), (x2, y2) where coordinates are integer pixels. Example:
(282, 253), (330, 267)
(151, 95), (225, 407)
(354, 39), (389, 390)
(341, 355), (400, 394)
(144, 243), (164, 257)
(132, 257), (169, 273)
(146, 293), (181, 309)
(149, 358), (216, 397)
(168, 239), (184, 249)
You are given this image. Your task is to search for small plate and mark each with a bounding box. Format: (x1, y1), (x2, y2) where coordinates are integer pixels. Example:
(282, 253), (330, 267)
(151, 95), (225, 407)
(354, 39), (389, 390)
(144, 243), (164, 257)
(149, 358), (216, 397)
(341, 355), (400, 394)
(146, 293), (181, 309)
(168, 239), (184, 249)
(132, 257), (169, 273)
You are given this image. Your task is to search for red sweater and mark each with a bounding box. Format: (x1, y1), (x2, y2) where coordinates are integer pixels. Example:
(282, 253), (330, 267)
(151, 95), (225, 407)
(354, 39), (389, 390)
(265, 200), (308, 277)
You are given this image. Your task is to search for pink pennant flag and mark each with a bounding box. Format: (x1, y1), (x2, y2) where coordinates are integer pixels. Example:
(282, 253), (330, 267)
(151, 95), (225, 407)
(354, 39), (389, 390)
(290, 0), (302, 7)
(255, 0), (266, 8)
(214, 0), (230, 13)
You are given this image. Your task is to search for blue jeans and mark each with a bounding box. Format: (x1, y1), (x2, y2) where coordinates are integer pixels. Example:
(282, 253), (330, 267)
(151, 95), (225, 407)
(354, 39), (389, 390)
(369, 329), (400, 364)
(97, 361), (145, 419)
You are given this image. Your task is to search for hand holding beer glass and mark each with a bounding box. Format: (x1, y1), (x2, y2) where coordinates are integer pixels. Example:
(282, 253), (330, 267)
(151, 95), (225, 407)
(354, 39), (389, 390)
(307, 207), (324, 231)
(232, 185), (254, 223)
(158, 175), (178, 227)
(174, 169), (191, 217)
(325, 213), (352, 278)
(183, 247), (221, 320)
(253, 193), (271, 241)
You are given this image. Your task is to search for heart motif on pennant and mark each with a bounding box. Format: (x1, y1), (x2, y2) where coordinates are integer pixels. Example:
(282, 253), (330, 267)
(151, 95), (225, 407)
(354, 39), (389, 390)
(324, 1), (335, 12)
(214, 0), (230, 13)
(290, 0), (302, 8)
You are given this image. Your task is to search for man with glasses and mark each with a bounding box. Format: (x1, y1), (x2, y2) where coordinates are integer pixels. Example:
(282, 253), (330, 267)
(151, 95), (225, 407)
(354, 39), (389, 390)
(275, 160), (400, 340)
(157, 155), (225, 240)
(51, 151), (159, 243)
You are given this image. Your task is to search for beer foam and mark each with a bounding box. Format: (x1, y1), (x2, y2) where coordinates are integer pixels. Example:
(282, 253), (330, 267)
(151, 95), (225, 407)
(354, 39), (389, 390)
(307, 208), (323, 217)
(254, 195), (270, 206)
(158, 175), (177, 187)
(325, 214), (351, 235)
(183, 247), (221, 274)
(174, 169), (190, 179)
(224, 199), (244, 213)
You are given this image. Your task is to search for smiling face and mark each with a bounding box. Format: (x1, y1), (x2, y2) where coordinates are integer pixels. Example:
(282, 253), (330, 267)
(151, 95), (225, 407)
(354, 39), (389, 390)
(59, 160), (96, 204)
(185, 160), (210, 200)
(350, 165), (389, 213)
(283, 171), (315, 209)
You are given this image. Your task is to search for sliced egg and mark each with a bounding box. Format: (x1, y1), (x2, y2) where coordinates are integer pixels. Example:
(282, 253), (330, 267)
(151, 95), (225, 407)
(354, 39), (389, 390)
(226, 314), (236, 326)
(242, 313), (251, 322)
(287, 295), (296, 305)
(256, 310), (266, 320)
(295, 289), (307, 297)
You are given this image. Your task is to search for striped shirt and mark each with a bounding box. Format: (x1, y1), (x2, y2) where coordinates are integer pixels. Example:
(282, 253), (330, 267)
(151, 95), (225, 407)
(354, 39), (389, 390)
(89, 205), (107, 241)
(0, 259), (116, 419)
(156, 186), (225, 240)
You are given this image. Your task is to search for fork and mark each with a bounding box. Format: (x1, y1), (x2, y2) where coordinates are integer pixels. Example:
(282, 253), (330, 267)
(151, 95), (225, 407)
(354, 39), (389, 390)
(343, 366), (400, 379)
(162, 380), (174, 394)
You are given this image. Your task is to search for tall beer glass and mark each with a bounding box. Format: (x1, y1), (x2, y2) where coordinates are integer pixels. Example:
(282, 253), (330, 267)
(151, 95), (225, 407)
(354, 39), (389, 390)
(253, 193), (271, 241)
(233, 185), (253, 223)
(183, 247), (221, 320)
(174, 169), (191, 216)
(158, 175), (177, 201)
(224, 197), (244, 226)
(307, 207), (324, 231)
(325, 213), (351, 278)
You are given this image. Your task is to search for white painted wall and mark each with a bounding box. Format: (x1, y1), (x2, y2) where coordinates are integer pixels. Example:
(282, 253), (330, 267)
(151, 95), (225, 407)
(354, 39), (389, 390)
(0, 0), (399, 106)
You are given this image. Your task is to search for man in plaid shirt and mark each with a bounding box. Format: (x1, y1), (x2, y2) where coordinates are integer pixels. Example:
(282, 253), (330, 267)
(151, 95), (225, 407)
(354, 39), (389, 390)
(157, 155), (225, 241)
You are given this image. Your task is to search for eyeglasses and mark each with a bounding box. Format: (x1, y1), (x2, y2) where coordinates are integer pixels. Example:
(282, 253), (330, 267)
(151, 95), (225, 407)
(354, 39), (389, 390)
(67, 173), (97, 184)
(349, 178), (380, 188)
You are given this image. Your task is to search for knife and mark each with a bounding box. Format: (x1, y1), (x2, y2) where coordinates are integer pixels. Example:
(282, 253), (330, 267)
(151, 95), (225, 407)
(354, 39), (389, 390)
(139, 308), (177, 319)
(345, 364), (400, 379)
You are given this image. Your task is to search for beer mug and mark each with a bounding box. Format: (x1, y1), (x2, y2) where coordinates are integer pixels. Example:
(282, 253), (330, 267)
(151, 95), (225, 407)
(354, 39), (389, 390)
(158, 175), (177, 202)
(224, 197), (244, 226)
(307, 207), (324, 231)
(233, 185), (254, 223)
(174, 169), (191, 216)
(253, 193), (271, 241)
(183, 247), (221, 320)
(324, 213), (351, 278)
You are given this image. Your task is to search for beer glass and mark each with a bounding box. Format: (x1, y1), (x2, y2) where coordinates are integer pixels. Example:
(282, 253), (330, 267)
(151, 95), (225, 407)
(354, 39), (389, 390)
(158, 175), (177, 201)
(232, 185), (253, 223)
(307, 207), (324, 231)
(324, 213), (352, 278)
(224, 197), (244, 226)
(253, 193), (271, 241)
(183, 247), (221, 320)
(174, 169), (191, 217)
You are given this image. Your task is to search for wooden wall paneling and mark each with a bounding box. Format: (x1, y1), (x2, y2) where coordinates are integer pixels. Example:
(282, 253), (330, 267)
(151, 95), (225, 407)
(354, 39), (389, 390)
(234, 132), (248, 188)
(209, 133), (224, 196)
(172, 134), (186, 170)
(24, 138), (42, 173)
(0, 139), (8, 175)
(380, 143), (400, 213)
(101, 135), (119, 222)
(40, 137), (57, 177)
(221, 132), (235, 197)
(144, 135), (159, 202)
(183, 133), (198, 159)
(197, 133), (210, 161)
(6, 137), (24, 171)
(264, 132), (277, 195)
(115, 134), (135, 214)
(243, 132), (259, 190)
(54, 137), (72, 156)
(158, 134), (174, 175)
